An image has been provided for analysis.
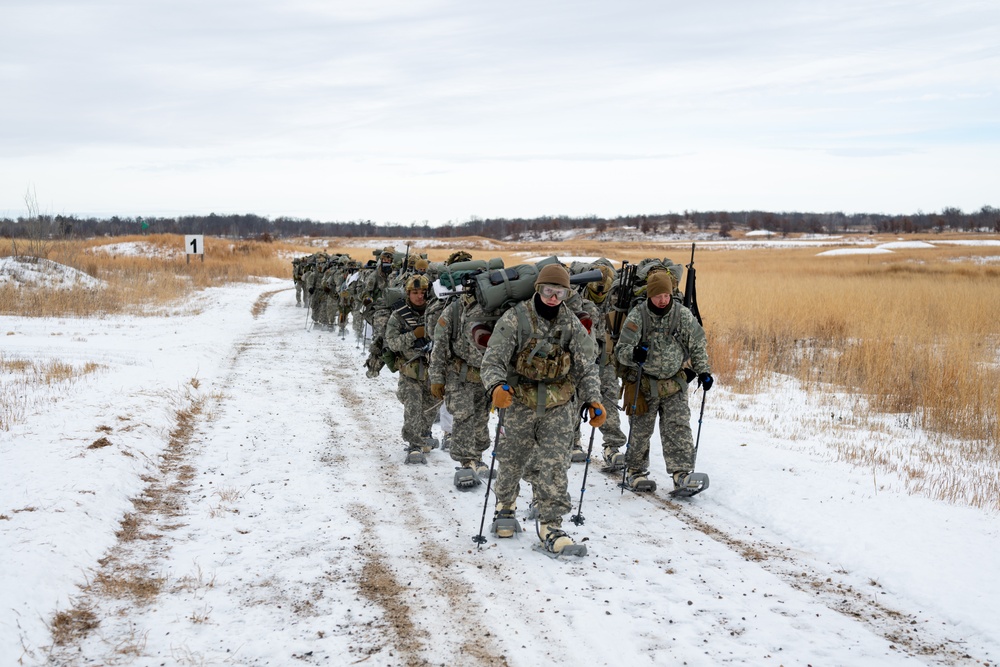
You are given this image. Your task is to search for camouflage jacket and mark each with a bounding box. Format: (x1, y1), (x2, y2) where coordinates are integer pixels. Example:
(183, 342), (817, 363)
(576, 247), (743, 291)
(429, 294), (503, 385)
(614, 299), (710, 381)
(480, 297), (601, 405)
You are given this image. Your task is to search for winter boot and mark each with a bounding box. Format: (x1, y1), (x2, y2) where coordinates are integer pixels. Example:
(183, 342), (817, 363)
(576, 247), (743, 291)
(471, 459), (492, 480)
(423, 432), (439, 453)
(490, 503), (522, 538)
(625, 468), (656, 493)
(453, 460), (482, 489)
(603, 446), (625, 470)
(537, 523), (587, 557)
(570, 445), (587, 463)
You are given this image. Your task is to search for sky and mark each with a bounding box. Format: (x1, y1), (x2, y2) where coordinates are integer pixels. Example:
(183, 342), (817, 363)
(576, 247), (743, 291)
(3, 245), (1000, 664)
(2, 0), (998, 224)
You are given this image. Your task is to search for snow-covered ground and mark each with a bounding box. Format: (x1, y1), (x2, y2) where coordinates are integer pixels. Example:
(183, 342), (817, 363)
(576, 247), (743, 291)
(3, 277), (1000, 666)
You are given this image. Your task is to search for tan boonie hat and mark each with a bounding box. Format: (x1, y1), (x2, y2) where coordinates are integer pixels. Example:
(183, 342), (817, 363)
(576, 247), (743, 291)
(535, 264), (571, 288)
(415, 258), (429, 270)
(646, 272), (673, 299)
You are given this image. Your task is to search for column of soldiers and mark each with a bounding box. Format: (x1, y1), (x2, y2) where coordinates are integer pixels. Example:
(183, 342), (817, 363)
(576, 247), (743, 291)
(289, 249), (714, 558)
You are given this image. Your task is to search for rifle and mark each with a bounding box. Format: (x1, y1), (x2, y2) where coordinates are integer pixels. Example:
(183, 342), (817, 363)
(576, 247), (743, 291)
(683, 243), (703, 326)
(609, 261), (637, 342)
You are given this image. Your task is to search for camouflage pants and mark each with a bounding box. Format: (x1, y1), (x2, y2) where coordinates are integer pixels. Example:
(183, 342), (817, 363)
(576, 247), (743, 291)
(625, 386), (694, 475)
(294, 280), (305, 304)
(351, 301), (365, 337)
(310, 291), (326, 322)
(396, 375), (436, 449)
(444, 370), (490, 463)
(323, 292), (338, 324)
(493, 400), (575, 527)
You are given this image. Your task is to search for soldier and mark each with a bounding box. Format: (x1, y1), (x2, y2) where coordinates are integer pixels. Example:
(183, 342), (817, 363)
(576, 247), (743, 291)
(384, 275), (438, 464)
(613, 272), (713, 492)
(429, 288), (501, 487)
(362, 247), (399, 377)
(580, 263), (629, 468)
(292, 258), (306, 307)
(480, 264), (607, 556)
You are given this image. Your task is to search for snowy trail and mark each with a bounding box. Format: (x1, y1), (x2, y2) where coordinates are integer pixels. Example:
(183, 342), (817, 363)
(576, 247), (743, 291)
(34, 287), (997, 666)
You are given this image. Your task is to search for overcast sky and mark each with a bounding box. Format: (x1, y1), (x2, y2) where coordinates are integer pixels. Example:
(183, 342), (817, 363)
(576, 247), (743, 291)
(2, 0), (997, 224)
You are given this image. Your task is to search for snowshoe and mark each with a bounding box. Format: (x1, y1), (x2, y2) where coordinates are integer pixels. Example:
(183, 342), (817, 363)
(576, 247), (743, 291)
(570, 447), (587, 463)
(453, 465), (482, 490)
(404, 448), (427, 465)
(669, 471), (709, 498)
(423, 433), (439, 452)
(490, 506), (522, 538)
(623, 469), (656, 493)
(535, 524), (587, 558)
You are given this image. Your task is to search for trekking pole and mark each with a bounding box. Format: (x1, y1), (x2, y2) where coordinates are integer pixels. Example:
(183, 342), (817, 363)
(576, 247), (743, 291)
(473, 406), (505, 548)
(693, 386), (707, 459)
(570, 405), (598, 526)
(621, 361), (645, 495)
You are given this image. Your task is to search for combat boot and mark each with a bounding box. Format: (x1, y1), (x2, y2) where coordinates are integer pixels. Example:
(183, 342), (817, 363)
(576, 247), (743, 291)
(625, 468), (656, 493)
(538, 523), (587, 557)
(603, 446), (624, 469)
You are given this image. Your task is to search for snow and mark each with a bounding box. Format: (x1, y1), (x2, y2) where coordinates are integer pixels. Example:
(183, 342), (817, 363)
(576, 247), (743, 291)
(0, 257), (106, 290)
(2, 269), (1000, 665)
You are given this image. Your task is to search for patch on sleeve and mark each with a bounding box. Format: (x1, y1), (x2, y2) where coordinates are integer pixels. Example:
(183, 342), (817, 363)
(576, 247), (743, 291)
(625, 321), (639, 332)
(438, 317), (447, 327)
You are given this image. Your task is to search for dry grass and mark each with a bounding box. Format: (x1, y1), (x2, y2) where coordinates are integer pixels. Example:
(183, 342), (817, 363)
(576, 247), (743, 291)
(49, 608), (99, 646)
(0, 234), (309, 317)
(0, 354), (105, 430)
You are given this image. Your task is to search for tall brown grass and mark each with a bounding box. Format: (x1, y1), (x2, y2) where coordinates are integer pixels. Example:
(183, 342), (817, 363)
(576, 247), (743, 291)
(0, 235), (310, 317)
(699, 246), (1000, 449)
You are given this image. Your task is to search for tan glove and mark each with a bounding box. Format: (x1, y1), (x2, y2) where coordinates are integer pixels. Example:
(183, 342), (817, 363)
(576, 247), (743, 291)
(430, 383), (445, 399)
(413, 326), (425, 338)
(587, 402), (608, 428)
(491, 384), (514, 410)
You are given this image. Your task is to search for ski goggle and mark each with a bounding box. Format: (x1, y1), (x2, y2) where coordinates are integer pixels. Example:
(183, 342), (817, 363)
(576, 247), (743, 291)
(536, 284), (570, 301)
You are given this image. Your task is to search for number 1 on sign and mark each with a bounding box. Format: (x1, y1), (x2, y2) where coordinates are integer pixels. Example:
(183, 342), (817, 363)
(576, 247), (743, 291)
(189, 237), (198, 253)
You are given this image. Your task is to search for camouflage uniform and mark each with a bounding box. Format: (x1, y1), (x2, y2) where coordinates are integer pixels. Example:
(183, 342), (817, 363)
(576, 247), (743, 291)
(480, 296), (601, 527)
(614, 298), (710, 476)
(384, 291), (435, 452)
(429, 294), (497, 466)
(579, 266), (627, 452)
(362, 252), (399, 376)
(292, 259), (306, 306)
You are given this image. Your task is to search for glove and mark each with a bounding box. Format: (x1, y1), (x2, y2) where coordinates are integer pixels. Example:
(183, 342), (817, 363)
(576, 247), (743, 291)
(308, 288), (315, 295)
(622, 380), (648, 417)
(698, 373), (714, 391)
(413, 337), (429, 349)
(586, 402), (607, 428)
(631, 345), (648, 364)
(491, 384), (514, 410)
(683, 367), (697, 384)
(323, 286), (331, 293)
(412, 326), (425, 338)
(430, 383), (445, 399)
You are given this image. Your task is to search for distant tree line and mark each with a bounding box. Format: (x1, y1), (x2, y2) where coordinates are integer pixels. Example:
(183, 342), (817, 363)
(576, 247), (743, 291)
(2, 207), (998, 241)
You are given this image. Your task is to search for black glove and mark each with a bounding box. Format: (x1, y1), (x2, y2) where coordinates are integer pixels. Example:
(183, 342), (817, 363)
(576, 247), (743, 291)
(413, 337), (429, 349)
(698, 373), (714, 391)
(308, 288), (315, 294)
(683, 368), (697, 384)
(631, 345), (648, 364)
